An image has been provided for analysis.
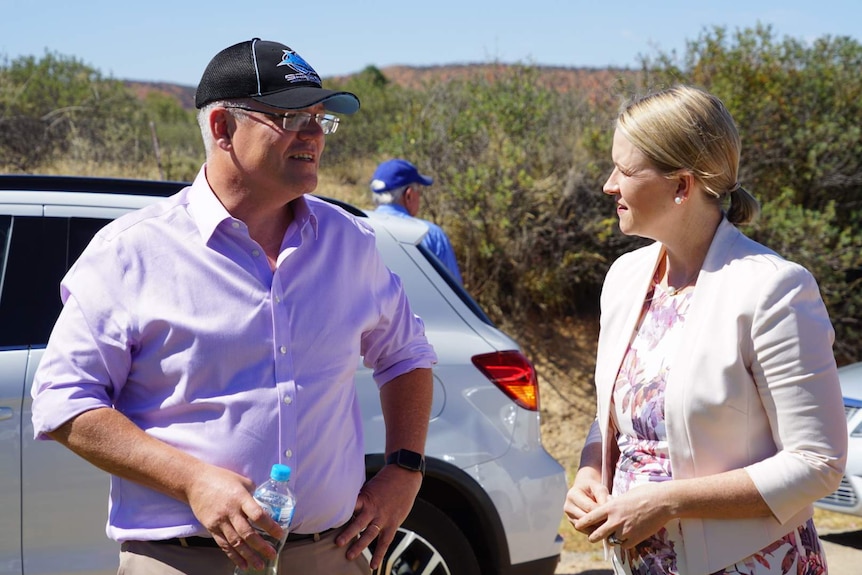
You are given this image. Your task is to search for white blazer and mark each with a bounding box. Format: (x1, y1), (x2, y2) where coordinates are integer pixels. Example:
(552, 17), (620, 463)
(592, 217), (847, 574)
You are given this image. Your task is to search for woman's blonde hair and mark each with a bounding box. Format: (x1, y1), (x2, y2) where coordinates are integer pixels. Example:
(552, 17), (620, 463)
(617, 85), (760, 225)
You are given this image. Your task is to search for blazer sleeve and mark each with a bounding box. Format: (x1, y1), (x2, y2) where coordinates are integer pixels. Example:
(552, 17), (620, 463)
(743, 263), (847, 523)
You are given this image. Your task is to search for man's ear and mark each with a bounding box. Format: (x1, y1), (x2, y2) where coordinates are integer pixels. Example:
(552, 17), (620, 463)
(211, 108), (234, 150)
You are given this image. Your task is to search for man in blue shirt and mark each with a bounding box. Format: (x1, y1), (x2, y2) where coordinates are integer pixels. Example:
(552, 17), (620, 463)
(370, 159), (463, 284)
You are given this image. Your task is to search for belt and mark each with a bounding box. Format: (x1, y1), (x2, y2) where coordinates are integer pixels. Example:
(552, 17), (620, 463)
(155, 528), (336, 548)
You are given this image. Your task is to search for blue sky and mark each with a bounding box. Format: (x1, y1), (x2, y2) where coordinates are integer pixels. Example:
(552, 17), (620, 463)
(2, 0), (859, 86)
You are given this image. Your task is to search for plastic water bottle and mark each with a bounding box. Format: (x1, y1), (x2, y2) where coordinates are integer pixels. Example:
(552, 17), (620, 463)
(234, 464), (296, 575)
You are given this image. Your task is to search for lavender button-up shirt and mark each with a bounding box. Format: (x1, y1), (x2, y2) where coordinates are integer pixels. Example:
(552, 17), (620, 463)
(31, 168), (437, 542)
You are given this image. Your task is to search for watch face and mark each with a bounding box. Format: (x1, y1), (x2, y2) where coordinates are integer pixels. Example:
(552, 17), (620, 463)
(389, 449), (425, 473)
(398, 450), (423, 470)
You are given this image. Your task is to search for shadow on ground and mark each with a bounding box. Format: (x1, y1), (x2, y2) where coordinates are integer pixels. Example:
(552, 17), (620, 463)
(821, 530), (862, 550)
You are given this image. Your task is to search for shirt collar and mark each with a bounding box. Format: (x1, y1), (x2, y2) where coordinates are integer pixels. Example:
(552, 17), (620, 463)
(186, 166), (231, 242)
(188, 165), (319, 242)
(290, 194), (319, 241)
(375, 203), (410, 217)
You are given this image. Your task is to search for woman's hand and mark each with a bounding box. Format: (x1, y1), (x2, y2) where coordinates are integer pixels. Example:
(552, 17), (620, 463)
(575, 481), (673, 549)
(564, 465), (609, 535)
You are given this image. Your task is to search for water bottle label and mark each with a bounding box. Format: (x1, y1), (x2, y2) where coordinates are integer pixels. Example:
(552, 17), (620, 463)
(254, 492), (294, 526)
(258, 500), (278, 519)
(275, 504), (295, 525)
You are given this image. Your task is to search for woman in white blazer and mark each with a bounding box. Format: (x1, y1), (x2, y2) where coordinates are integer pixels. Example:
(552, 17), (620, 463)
(563, 85), (846, 575)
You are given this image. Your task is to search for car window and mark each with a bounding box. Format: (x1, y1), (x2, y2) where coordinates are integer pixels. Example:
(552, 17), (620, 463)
(0, 216), (108, 347)
(0, 215), (10, 309)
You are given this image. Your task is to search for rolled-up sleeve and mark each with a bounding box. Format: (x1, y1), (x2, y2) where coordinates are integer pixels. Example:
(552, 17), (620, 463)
(360, 250), (437, 388)
(31, 232), (135, 440)
(744, 265), (847, 523)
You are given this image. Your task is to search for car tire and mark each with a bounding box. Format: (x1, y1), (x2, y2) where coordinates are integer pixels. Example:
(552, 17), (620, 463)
(366, 497), (481, 575)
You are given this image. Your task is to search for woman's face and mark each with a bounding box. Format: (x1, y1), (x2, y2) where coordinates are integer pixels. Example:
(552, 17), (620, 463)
(603, 129), (678, 239)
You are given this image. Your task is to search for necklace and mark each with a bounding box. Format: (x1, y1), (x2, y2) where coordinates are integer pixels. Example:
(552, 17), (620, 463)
(651, 256), (700, 297)
(665, 276), (697, 296)
(661, 267), (699, 296)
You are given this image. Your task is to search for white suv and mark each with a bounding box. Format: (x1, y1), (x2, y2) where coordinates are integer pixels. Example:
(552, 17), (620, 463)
(815, 361), (862, 518)
(0, 175), (567, 575)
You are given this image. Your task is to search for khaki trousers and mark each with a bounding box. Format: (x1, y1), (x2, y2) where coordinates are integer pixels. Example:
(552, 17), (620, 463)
(118, 529), (370, 575)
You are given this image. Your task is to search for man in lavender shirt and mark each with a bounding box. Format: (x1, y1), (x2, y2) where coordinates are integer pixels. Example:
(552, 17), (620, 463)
(30, 38), (436, 575)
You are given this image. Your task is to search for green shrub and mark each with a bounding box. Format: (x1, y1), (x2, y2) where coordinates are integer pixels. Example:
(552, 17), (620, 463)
(2, 29), (860, 362)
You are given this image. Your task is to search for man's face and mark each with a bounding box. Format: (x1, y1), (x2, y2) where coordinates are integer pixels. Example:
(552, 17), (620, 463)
(226, 102), (328, 202)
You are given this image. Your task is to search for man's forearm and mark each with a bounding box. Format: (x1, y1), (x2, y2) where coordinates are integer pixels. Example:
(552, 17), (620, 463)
(379, 367), (433, 454)
(47, 407), (205, 504)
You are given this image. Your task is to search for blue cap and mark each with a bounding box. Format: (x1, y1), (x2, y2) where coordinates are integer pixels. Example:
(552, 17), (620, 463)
(370, 159), (433, 193)
(270, 464), (292, 482)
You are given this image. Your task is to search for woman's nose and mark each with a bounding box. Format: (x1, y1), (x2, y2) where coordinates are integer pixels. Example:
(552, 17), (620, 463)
(602, 171), (619, 195)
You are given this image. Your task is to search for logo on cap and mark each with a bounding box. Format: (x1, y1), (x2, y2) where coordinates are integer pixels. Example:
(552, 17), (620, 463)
(277, 49), (321, 85)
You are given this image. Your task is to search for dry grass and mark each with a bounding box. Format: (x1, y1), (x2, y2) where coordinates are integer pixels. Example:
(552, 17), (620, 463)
(317, 157), (379, 210)
(814, 508), (862, 534)
(6, 158), (379, 203)
(13, 160), (165, 180)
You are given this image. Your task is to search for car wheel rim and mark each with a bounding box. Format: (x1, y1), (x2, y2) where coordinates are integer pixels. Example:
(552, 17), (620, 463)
(363, 527), (452, 575)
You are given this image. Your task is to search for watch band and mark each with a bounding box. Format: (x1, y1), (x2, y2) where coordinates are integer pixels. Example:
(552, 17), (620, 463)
(386, 449), (426, 476)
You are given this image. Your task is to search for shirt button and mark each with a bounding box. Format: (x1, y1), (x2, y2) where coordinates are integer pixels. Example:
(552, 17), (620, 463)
(284, 449), (293, 458)
(283, 396), (292, 405)
(280, 345), (287, 354)
(231, 222), (240, 229)
(252, 249), (260, 257)
(275, 295), (281, 303)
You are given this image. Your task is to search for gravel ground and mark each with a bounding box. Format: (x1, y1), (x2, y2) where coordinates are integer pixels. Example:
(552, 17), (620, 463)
(555, 550), (611, 574)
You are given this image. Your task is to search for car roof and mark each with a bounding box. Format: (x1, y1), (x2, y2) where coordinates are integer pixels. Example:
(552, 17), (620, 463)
(0, 174), (368, 218)
(0, 174), (442, 251)
(0, 174), (187, 197)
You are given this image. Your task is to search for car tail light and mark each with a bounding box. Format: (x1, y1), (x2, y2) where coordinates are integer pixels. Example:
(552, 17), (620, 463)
(471, 351), (540, 411)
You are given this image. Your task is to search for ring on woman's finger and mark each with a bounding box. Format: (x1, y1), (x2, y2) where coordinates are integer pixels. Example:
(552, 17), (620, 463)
(368, 523), (381, 533)
(607, 533), (625, 545)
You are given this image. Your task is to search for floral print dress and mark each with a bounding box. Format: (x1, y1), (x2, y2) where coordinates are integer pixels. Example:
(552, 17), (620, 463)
(609, 284), (827, 575)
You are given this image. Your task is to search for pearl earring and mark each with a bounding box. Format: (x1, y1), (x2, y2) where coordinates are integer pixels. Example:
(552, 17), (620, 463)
(674, 197), (683, 205)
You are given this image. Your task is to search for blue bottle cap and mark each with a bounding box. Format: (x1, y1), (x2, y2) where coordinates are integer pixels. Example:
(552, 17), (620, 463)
(270, 464), (292, 482)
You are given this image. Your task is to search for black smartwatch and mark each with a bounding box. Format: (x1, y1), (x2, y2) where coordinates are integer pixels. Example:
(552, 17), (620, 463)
(386, 449), (426, 476)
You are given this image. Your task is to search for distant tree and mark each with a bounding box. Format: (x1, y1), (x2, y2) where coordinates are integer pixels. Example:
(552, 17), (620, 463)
(638, 25), (862, 361)
(3, 34), (860, 361)
(0, 51), (140, 171)
(323, 66), (405, 174)
(140, 92), (202, 180)
(372, 64), (613, 320)
(750, 191), (862, 364)
(639, 24), (862, 221)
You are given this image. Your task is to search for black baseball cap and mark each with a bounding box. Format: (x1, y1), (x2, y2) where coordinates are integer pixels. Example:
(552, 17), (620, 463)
(194, 38), (360, 114)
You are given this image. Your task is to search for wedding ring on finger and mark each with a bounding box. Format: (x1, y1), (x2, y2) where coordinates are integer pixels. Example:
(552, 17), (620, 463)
(607, 533), (625, 545)
(368, 523), (381, 534)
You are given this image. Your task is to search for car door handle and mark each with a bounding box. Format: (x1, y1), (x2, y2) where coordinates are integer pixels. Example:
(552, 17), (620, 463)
(0, 407), (12, 421)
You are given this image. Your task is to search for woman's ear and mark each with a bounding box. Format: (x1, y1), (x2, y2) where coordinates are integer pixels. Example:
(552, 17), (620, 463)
(674, 171), (695, 203)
